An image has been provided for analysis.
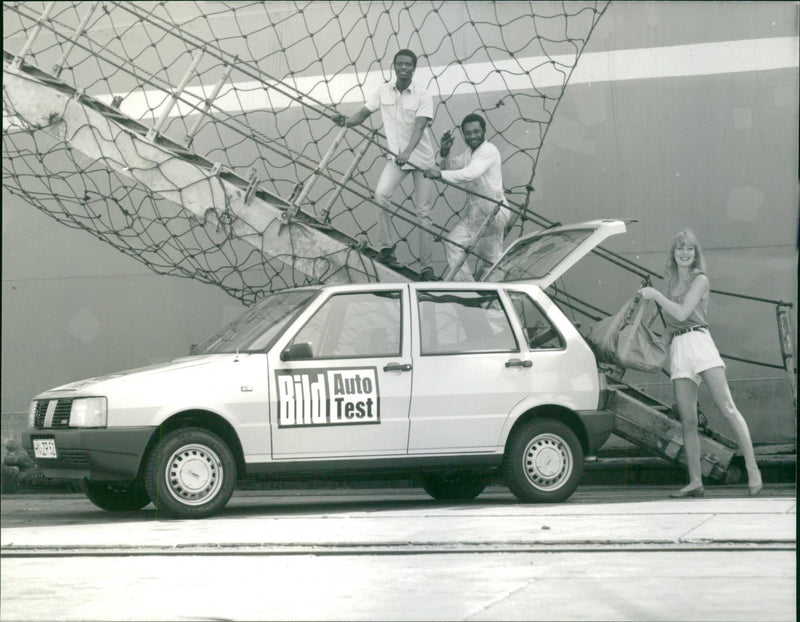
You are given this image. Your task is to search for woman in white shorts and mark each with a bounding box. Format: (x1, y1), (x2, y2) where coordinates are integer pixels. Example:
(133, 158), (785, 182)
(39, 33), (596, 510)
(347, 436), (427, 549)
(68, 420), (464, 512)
(639, 229), (762, 498)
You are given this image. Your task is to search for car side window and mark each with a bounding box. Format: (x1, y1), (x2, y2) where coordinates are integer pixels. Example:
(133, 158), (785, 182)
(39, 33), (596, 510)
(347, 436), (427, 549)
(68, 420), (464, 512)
(418, 290), (518, 355)
(290, 291), (402, 359)
(507, 291), (565, 350)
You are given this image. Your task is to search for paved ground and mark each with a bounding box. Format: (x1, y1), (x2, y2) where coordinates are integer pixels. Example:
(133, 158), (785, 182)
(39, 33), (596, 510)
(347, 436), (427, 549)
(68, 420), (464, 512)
(1, 485), (796, 621)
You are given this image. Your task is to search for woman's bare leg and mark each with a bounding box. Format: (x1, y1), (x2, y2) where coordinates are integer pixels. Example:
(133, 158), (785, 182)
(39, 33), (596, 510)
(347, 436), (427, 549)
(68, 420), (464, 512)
(700, 366), (762, 487)
(673, 377), (703, 489)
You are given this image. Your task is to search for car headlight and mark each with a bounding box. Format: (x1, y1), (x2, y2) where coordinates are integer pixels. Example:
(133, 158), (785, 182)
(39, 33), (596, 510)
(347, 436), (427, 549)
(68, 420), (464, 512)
(28, 401), (37, 428)
(69, 397), (108, 427)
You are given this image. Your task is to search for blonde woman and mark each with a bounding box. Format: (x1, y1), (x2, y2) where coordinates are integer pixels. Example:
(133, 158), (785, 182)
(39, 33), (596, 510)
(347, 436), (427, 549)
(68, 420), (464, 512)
(639, 229), (762, 498)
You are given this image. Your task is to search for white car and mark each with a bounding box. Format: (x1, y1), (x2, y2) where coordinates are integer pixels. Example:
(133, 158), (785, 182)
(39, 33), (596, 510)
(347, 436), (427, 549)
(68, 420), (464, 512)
(23, 219), (628, 518)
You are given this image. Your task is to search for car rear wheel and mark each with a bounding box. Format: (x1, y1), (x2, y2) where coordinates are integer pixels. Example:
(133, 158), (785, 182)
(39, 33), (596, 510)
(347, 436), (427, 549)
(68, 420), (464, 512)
(145, 427), (236, 519)
(421, 471), (487, 501)
(83, 480), (151, 511)
(503, 419), (583, 503)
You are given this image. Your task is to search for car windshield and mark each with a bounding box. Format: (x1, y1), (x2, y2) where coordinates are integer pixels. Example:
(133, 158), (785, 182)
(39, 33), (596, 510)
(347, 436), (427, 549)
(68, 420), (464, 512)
(193, 289), (320, 354)
(484, 228), (594, 282)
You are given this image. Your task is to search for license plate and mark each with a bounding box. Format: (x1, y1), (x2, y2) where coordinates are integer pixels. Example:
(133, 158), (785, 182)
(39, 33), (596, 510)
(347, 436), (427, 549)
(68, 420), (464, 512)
(33, 438), (57, 459)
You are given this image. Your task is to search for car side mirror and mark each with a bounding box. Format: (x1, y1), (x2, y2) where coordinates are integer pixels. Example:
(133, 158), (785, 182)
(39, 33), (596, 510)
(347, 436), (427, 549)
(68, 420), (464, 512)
(281, 342), (313, 361)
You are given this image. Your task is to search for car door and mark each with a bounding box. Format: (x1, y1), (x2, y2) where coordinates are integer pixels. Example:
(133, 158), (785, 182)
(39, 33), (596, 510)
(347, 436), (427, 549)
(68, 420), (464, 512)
(268, 286), (412, 459)
(407, 284), (532, 453)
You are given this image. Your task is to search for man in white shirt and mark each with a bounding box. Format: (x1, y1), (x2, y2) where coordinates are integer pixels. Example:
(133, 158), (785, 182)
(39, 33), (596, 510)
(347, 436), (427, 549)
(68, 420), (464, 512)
(425, 113), (510, 281)
(340, 49), (436, 280)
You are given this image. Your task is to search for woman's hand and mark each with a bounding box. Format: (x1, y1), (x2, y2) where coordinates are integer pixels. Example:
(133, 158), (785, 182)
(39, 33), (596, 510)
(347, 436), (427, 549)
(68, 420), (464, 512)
(638, 286), (660, 300)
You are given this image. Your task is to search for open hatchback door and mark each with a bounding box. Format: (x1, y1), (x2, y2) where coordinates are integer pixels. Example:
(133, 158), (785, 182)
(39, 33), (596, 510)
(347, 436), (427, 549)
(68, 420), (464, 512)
(483, 219), (634, 288)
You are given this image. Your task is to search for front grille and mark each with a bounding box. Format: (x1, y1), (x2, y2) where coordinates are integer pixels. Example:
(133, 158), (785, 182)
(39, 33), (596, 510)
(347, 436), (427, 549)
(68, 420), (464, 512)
(52, 399), (73, 427)
(32, 399), (74, 428)
(59, 450), (90, 466)
(33, 401), (48, 427)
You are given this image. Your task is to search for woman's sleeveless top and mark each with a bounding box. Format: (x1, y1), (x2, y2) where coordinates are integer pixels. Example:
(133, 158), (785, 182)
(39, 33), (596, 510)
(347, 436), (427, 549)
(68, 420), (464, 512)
(661, 271), (710, 333)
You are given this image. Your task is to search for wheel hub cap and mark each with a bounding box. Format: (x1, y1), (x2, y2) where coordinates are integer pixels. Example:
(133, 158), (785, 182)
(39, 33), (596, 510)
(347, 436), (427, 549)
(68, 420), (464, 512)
(166, 444), (223, 505)
(523, 433), (573, 490)
(534, 446), (563, 478)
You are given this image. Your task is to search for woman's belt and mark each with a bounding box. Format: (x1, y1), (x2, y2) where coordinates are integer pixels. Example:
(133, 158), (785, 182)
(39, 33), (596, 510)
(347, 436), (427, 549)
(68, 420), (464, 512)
(672, 324), (709, 337)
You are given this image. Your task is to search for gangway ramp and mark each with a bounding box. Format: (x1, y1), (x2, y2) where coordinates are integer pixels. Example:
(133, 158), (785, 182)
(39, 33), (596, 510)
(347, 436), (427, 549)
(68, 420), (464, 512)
(3, 55), (411, 301)
(607, 382), (737, 482)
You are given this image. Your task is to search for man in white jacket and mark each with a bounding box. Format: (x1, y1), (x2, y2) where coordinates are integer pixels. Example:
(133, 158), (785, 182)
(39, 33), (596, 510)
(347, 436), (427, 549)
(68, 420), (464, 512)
(425, 113), (510, 281)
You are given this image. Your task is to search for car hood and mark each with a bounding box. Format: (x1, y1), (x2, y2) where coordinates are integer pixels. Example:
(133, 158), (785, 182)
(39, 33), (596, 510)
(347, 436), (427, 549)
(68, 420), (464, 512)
(36, 354), (234, 396)
(483, 219), (633, 288)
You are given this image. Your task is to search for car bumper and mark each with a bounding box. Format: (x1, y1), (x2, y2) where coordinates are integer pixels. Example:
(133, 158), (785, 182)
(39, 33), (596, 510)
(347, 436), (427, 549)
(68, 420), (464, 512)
(577, 410), (616, 456)
(22, 427), (156, 482)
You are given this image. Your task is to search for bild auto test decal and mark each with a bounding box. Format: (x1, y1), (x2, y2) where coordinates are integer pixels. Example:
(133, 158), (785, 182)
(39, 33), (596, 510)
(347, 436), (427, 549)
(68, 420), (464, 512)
(276, 367), (380, 427)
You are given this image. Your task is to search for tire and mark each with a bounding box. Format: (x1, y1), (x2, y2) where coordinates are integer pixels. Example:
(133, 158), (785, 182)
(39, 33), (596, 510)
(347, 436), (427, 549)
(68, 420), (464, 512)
(503, 419), (583, 503)
(145, 427), (236, 519)
(421, 471), (487, 501)
(83, 480), (151, 511)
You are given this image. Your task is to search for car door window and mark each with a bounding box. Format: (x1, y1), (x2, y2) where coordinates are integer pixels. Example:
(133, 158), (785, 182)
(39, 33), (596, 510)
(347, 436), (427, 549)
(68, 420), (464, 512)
(290, 291), (402, 359)
(507, 291), (565, 350)
(417, 290), (518, 355)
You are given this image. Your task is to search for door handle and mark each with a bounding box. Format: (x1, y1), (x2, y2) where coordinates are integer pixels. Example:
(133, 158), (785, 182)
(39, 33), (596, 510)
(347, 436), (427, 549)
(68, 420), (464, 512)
(505, 358), (532, 368)
(383, 362), (412, 372)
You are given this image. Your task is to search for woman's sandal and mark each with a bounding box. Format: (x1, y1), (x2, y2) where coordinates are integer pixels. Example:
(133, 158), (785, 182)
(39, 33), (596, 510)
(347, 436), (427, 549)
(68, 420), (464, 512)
(748, 482), (763, 496)
(748, 470), (763, 496)
(670, 485), (705, 498)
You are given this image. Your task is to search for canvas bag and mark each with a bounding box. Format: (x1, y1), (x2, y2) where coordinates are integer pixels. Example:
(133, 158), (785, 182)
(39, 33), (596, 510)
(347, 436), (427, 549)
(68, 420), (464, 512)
(587, 294), (667, 373)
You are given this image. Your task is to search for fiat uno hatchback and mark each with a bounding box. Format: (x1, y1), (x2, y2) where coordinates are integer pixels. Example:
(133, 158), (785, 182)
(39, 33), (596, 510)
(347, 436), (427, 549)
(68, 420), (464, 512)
(23, 219), (628, 518)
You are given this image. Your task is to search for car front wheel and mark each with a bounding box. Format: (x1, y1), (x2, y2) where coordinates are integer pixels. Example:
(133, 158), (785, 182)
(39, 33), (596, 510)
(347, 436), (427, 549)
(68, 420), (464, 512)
(145, 427), (236, 519)
(503, 419), (583, 503)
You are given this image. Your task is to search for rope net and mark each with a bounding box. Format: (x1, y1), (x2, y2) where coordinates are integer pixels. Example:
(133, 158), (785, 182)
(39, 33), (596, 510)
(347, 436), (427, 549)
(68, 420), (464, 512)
(3, 1), (609, 304)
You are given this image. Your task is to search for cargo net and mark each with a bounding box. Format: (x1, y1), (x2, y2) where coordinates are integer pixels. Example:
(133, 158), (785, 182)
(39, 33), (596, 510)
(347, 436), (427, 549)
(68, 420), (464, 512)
(3, 1), (609, 304)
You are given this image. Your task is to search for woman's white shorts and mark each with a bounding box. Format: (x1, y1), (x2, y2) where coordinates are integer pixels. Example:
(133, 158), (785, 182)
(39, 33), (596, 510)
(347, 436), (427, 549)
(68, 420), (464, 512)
(670, 330), (726, 384)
